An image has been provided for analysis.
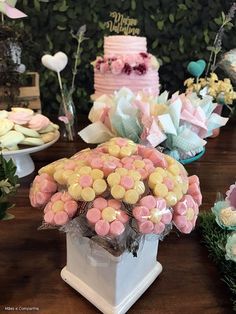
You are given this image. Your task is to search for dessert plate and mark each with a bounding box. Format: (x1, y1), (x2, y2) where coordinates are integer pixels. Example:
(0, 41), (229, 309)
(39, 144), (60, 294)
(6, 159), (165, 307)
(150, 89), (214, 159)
(2, 132), (60, 178)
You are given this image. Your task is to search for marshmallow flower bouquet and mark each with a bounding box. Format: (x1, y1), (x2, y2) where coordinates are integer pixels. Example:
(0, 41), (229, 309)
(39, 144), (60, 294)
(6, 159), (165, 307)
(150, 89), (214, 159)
(79, 87), (228, 162)
(29, 137), (202, 255)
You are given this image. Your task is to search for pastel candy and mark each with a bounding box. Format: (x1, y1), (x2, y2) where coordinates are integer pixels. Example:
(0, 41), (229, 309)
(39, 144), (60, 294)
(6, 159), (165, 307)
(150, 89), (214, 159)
(68, 184), (82, 201)
(28, 114), (50, 130)
(90, 157), (103, 169)
(0, 119), (14, 136)
(14, 124), (40, 138)
(8, 111), (32, 125)
(79, 175), (93, 187)
(107, 173), (121, 186)
(95, 219), (110, 236)
(116, 210), (129, 223)
(150, 208), (162, 223)
(20, 137), (44, 146)
(52, 200), (64, 212)
(81, 187), (96, 202)
(103, 161), (118, 176)
(110, 220), (125, 236)
(44, 202), (52, 213)
(148, 172), (163, 189)
(12, 107), (34, 115)
(0, 110), (8, 119)
(154, 183), (168, 197)
(124, 189), (139, 204)
(138, 221), (154, 234)
(111, 185), (125, 199)
(86, 208), (102, 224)
(102, 207), (116, 222)
(153, 222), (165, 234)
(166, 192), (178, 206)
(64, 200), (78, 217)
(161, 211), (173, 224)
(134, 181), (145, 195)
(54, 211), (69, 225)
(163, 177), (174, 190)
(120, 175), (134, 189)
(93, 197), (107, 209)
(133, 206), (150, 222)
(108, 144), (120, 157)
(0, 130), (25, 147)
(93, 179), (107, 194)
(44, 211), (55, 224)
(140, 195), (156, 208)
(91, 169), (104, 180)
(39, 179), (57, 193)
(107, 199), (121, 209)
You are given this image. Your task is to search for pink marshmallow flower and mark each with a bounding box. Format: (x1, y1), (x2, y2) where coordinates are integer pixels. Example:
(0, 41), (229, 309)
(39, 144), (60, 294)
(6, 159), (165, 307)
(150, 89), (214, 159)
(43, 191), (78, 226)
(173, 194), (199, 234)
(86, 197), (129, 237)
(187, 175), (202, 206)
(29, 173), (58, 208)
(132, 195), (172, 234)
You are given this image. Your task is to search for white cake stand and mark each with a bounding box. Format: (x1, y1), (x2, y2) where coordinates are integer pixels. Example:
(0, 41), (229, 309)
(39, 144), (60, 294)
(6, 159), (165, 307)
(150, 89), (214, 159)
(2, 133), (60, 178)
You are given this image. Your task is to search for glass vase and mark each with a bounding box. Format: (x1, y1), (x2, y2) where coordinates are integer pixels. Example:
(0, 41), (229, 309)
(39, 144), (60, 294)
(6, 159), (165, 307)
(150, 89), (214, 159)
(58, 87), (77, 141)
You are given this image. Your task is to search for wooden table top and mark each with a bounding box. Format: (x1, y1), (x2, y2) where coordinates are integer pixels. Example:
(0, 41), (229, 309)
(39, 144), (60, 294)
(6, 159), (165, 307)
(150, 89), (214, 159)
(0, 117), (235, 314)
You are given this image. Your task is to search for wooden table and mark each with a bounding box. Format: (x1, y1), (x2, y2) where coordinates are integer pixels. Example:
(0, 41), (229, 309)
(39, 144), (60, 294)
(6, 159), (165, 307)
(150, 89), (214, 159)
(0, 117), (235, 314)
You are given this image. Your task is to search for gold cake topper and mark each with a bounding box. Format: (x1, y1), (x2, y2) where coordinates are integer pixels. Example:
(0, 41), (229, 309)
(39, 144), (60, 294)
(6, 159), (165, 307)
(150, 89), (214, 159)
(104, 11), (140, 35)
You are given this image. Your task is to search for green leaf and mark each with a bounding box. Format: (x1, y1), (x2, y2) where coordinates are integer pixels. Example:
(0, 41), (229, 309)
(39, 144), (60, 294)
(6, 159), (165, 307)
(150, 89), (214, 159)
(58, 0), (69, 12)
(178, 4), (187, 10)
(162, 56), (171, 63)
(214, 17), (222, 25)
(131, 0), (136, 10)
(204, 29), (209, 44)
(151, 39), (158, 49)
(179, 36), (184, 53)
(33, 0), (40, 11)
(169, 14), (174, 23)
(157, 20), (164, 30)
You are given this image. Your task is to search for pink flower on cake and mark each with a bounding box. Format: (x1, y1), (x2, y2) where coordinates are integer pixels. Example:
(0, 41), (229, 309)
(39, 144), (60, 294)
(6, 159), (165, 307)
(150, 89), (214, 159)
(122, 63), (132, 75)
(187, 175), (202, 206)
(133, 195), (172, 234)
(123, 55), (137, 67)
(29, 173), (58, 207)
(44, 191), (78, 226)
(111, 59), (125, 75)
(86, 197), (129, 236)
(173, 194), (199, 234)
(100, 61), (110, 74)
(133, 63), (147, 75)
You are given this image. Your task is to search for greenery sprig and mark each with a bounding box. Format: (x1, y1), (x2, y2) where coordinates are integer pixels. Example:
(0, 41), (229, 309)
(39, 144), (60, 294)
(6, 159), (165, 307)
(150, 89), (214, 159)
(199, 212), (236, 311)
(0, 154), (19, 220)
(205, 3), (236, 77)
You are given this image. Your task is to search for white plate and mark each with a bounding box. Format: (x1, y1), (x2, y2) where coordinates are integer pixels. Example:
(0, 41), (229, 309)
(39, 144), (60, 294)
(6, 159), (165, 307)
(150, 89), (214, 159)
(2, 132), (60, 178)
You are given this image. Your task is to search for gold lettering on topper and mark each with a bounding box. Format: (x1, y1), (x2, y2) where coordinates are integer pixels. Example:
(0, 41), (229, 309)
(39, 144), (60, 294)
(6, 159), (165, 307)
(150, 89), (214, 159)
(104, 11), (140, 35)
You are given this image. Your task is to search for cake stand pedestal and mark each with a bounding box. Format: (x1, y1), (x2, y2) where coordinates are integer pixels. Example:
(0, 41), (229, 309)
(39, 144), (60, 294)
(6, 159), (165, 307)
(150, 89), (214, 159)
(2, 133), (60, 178)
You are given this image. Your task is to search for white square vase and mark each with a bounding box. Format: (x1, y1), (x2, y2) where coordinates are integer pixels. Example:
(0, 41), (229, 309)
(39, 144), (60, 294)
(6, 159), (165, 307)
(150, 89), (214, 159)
(61, 233), (162, 314)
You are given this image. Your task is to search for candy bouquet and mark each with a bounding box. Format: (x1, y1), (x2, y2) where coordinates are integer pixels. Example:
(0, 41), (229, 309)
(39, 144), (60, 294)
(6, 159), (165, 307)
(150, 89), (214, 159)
(79, 87), (228, 162)
(199, 183), (236, 310)
(29, 137), (202, 312)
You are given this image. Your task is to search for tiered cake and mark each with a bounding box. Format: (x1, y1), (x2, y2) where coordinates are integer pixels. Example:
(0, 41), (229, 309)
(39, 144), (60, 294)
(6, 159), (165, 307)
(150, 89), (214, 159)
(93, 35), (160, 99)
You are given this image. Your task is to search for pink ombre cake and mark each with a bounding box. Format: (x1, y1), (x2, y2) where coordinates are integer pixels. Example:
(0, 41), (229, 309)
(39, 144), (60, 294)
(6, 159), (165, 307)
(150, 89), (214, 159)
(93, 35), (160, 99)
